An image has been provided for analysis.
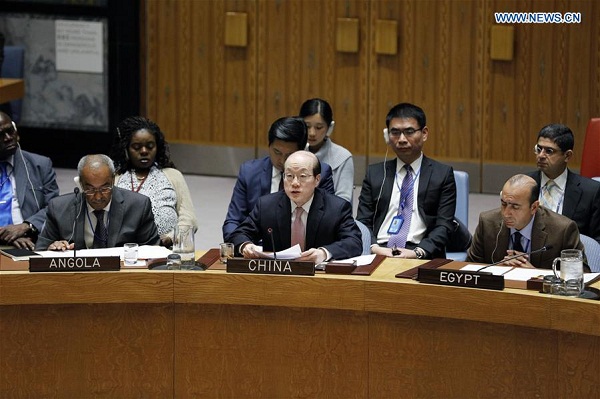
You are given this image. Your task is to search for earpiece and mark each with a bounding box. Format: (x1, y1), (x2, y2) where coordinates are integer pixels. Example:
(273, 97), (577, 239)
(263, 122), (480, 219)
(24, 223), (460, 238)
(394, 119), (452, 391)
(12, 121), (17, 131)
(326, 121), (335, 137)
(383, 128), (390, 144)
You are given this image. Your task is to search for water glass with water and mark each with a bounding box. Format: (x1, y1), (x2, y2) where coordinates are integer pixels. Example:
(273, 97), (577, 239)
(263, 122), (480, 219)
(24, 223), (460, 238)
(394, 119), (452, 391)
(552, 249), (584, 296)
(123, 243), (139, 265)
(173, 224), (195, 269)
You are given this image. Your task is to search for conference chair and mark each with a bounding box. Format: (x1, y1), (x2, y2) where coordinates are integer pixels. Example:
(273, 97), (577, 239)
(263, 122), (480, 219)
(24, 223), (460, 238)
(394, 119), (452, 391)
(355, 219), (371, 255)
(581, 118), (600, 178)
(580, 234), (600, 273)
(446, 170), (472, 261)
(0, 45), (25, 123)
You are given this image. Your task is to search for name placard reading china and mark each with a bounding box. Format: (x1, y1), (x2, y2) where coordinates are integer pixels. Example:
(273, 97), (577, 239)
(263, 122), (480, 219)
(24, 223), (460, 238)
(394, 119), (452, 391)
(29, 256), (121, 272)
(226, 258), (314, 276)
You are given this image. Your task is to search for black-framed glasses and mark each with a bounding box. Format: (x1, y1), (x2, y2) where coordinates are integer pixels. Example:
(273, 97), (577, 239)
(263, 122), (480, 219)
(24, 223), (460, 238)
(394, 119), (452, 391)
(389, 128), (422, 137)
(0, 125), (17, 137)
(283, 173), (313, 183)
(83, 186), (113, 197)
(533, 144), (561, 156)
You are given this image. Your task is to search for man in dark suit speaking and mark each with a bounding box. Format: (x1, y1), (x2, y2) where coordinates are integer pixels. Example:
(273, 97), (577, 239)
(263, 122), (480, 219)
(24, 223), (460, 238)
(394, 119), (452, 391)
(357, 103), (457, 259)
(526, 123), (600, 243)
(231, 151), (362, 264)
(36, 154), (160, 250)
(222, 116), (335, 243)
(466, 174), (584, 269)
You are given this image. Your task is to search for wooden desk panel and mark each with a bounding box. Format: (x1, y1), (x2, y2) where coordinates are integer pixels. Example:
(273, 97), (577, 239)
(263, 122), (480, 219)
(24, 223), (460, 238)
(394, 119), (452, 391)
(0, 78), (24, 103)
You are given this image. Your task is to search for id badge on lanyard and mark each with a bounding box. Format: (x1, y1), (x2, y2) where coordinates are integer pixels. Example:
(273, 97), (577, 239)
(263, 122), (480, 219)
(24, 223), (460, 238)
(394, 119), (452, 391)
(387, 215), (404, 234)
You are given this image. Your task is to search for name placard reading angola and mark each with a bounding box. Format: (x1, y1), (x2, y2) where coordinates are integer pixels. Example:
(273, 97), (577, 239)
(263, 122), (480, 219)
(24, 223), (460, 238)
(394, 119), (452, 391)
(29, 256), (121, 272)
(226, 258), (315, 276)
(417, 268), (504, 290)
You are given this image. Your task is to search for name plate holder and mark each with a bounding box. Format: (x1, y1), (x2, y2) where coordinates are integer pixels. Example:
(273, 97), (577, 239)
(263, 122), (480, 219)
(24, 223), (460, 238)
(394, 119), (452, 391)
(29, 256), (121, 272)
(226, 258), (315, 276)
(417, 268), (504, 291)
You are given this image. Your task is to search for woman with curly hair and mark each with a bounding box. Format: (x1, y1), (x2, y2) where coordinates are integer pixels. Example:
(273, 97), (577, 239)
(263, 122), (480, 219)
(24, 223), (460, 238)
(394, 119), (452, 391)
(110, 116), (197, 247)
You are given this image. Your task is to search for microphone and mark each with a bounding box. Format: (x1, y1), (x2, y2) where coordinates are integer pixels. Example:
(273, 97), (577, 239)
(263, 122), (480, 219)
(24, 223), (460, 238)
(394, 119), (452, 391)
(476, 244), (554, 272)
(71, 187), (84, 257)
(268, 228), (277, 260)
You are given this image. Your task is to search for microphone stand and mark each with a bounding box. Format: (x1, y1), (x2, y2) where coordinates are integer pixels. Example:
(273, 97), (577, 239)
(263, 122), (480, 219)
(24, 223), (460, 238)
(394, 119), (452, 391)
(476, 245), (553, 273)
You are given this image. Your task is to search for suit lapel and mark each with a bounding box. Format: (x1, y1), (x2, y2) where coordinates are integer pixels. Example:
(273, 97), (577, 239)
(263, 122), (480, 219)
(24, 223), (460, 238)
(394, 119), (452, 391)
(276, 194), (292, 249)
(530, 209), (549, 265)
(261, 157), (274, 196)
(106, 188), (125, 248)
(562, 171), (581, 219)
(305, 191), (325, 250)
(417, 156), (432, 212)
(12, 149), (27, 206)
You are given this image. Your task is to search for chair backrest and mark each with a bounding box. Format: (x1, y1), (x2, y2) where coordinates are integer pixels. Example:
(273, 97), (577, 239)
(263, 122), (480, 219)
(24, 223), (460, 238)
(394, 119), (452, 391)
(581, 118), (600, 178)
(453, 170), (469, 227)
(1, 45), (25, 123)
(580, 234), (600, 273)
(355, 219), (372, 255)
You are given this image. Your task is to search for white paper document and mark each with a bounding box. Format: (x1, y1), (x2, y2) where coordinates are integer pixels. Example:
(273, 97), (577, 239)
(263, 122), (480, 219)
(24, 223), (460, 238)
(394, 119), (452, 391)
(257, 244), (303, 260)
(461, 265), (600, 284)
(461, 264), (513, 276)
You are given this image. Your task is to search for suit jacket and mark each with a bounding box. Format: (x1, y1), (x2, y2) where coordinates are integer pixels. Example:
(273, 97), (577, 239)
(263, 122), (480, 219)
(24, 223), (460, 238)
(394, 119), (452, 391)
(466, 206), (584, 269)
(11, 148), (60, 232)
(356, 156), (456, 259)
(35, 187), (160, 250)
(527, 170), (600, 242)
(222, 155), (336, 242)
(231, 188), (362, 260)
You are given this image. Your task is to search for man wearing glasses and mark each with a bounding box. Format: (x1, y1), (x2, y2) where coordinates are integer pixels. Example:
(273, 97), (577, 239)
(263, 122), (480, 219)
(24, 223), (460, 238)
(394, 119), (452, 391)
(36, 154), (160, 250)
(222, 116), (335, 243)
(231, 151), (362, 264)
(526, 124), (600, 243)
(0, 112), (59, 250)
(357, 103), (457, 259)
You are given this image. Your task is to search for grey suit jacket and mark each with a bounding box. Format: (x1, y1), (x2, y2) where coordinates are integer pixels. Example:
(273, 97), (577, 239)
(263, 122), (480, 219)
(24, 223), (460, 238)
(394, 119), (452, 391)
(357, 155), (456, 259)
(35, 187), (160, 250)
(527, 170), (600, 242)
(11, 148), (60, 232)
(466, 206), (584, 269)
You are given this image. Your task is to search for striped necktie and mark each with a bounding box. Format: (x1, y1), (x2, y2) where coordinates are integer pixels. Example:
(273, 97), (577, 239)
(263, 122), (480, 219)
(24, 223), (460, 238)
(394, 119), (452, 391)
(387, 165), (414, 249)
(541, 180), (557, 211)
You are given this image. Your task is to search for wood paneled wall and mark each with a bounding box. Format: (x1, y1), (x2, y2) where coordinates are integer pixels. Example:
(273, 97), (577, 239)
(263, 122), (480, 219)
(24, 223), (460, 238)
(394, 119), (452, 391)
(143, 0), (600, 187)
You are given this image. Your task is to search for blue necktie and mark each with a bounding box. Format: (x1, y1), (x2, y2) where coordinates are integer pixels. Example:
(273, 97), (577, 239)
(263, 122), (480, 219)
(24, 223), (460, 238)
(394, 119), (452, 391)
(93, 210), (108, 248)
(0, 162), (13, 226)
(388, 165), (414, 249)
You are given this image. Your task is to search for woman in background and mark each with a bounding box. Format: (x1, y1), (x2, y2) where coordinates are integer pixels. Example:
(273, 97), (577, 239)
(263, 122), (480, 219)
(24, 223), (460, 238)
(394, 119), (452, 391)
(299, 98), (354, 203)
(110, 116), (197, 247)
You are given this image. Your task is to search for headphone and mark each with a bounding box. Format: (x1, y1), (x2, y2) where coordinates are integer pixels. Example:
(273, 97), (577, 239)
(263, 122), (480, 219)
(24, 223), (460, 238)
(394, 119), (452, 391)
(326, 121), (336, 137)
(383, 128), (390, 144)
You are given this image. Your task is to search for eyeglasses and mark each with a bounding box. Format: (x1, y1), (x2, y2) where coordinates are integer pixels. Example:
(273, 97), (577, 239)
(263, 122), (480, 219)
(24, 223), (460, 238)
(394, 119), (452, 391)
(83, 186), (113, 197)
(283, 173), (313, 183)
(389, 128), (422, 137)
(533, 144), (561, 156)
(0, 125), (17, 137)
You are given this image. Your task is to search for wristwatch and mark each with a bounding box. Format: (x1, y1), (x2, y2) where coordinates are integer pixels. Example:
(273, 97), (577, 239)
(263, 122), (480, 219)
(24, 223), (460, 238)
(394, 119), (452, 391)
(24, 221), (38, 238)
(414, 247), (427, 259)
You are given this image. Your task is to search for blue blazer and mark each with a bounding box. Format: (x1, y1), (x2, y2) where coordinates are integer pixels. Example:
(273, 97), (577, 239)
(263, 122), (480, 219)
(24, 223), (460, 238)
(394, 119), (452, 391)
(12, 147), (60, 232)
(357, 156), (456, 259)
(231, 188), (362, 260)
(35, 187), (160, 250)
(222, 156), (336, 242)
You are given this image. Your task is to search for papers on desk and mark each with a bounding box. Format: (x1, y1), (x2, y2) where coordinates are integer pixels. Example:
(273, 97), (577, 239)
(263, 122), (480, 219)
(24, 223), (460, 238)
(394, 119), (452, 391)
(461, 264), (600, 284)
(256, 244), (302, 260)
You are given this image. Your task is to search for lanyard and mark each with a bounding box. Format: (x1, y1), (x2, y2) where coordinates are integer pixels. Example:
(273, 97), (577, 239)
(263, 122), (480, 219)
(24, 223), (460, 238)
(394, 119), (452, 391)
(394, 166), (420, 215)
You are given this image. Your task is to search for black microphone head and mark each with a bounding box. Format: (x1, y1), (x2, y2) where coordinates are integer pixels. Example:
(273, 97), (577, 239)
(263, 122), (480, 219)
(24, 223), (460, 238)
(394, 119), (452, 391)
(543, 245), (553, 250)
(74, 187), (80, 195)
(268, 228), (273, 234)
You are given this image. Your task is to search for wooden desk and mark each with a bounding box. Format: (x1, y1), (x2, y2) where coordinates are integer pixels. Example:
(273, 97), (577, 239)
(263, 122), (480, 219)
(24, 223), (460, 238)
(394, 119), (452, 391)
(1, 258), (599, 398)
(0, 78), (25, 104)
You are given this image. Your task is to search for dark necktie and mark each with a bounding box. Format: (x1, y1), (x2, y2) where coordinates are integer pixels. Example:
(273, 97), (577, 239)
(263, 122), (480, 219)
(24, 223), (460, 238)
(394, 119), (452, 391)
(278, 172), (284, 191)
(0, 162), (13, 226)
(93, 209), (108, 248)
(512, 231), (524, 252)
(387, 165), (414, 249)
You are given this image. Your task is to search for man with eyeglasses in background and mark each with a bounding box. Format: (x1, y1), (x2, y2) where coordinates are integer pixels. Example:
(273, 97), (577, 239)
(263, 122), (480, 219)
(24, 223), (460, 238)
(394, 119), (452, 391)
(526, 123), (600, 243)
(0, 111), (59, 250)
(222, 116), (336, 243)
(36, 154), (159, 250)
(231, 151), (362, 264)
(357, 102), (457, 259)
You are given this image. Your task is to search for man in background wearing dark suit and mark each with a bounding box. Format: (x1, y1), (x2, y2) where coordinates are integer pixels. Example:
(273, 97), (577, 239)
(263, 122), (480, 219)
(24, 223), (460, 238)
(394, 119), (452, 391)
(527, 123), (600, 243)
(36, 154), (160, 250)
(357, 103), (456, 260)
(222, 116), (336, 243)
(0, 111), (59, 249)
(231, 151), (362, 264)
(466, 174), (584, 269)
